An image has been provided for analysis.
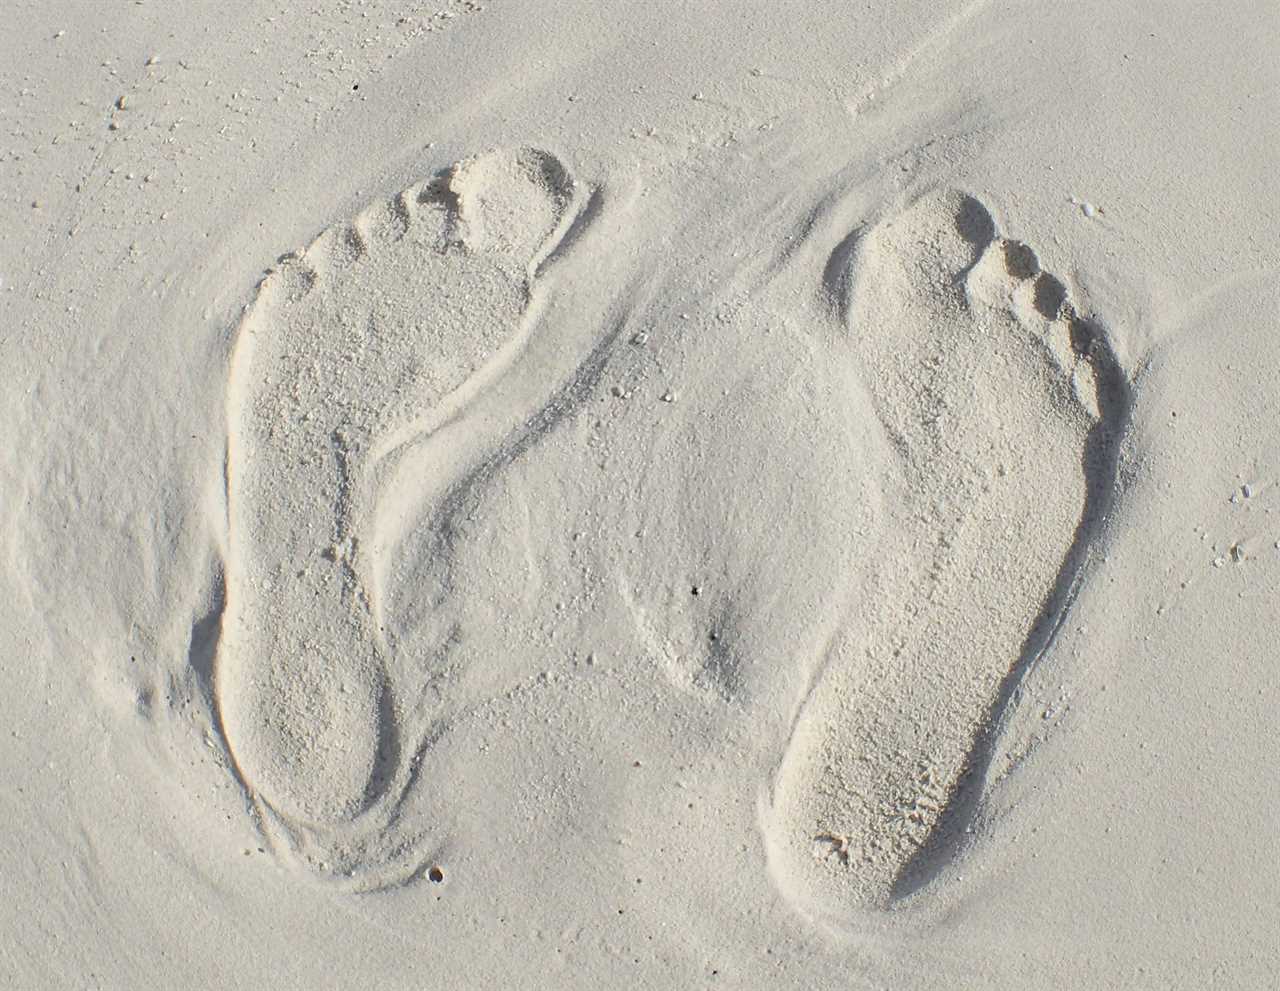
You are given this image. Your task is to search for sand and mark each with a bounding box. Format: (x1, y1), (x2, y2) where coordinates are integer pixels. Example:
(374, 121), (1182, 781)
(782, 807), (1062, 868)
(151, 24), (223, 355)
(3, 1), (1279, 987)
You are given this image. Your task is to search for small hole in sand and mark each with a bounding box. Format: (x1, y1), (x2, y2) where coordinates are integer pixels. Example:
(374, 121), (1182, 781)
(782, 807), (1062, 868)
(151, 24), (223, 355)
(427, 866), (445, 883)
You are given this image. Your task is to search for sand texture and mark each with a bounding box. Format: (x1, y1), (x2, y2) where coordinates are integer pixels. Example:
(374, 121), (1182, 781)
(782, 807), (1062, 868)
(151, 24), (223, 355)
(3, 2), (1279, 988)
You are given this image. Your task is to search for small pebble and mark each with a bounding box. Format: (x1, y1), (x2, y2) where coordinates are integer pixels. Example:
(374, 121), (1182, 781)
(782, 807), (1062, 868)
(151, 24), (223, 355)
(1243, 483), (1254, 498)
(116, 95), (127, 110)
(660, 391), (676, 403)
(1081, 202), (1096, 219)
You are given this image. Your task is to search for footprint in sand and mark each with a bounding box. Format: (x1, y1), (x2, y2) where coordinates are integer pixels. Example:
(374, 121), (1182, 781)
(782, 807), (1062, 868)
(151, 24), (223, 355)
(766, 189), (1130, 911)
(218, 148), (599, 885)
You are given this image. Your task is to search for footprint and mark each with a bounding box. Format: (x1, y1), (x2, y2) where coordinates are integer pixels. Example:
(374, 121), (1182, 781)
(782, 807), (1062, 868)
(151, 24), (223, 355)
(766, 189), (1129, 910)
(218, 148), (597, 885)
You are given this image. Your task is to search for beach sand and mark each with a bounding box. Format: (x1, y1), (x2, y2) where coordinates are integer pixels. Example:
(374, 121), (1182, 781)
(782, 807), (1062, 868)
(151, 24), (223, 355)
(3, 2), (1278, 986)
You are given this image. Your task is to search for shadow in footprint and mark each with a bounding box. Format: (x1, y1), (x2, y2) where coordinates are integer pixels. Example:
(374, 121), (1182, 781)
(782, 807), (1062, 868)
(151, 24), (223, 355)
(955, 194), (996, 250)
(891, 312), (1133, 901)
(1033, 272), (1069, 320)
(953, 194), (997, 274)
(1002, 240), (1040, 281)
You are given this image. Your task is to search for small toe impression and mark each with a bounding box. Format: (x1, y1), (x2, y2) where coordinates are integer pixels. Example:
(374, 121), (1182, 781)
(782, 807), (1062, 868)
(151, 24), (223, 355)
(1032, 272), (1069, 320)
(1002, 240), (1040, 280)
(446, 148), (576, 265)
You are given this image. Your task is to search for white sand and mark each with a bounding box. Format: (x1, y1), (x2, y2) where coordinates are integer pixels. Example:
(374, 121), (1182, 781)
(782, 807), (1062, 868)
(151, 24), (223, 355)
(3, 2), (1279, 986)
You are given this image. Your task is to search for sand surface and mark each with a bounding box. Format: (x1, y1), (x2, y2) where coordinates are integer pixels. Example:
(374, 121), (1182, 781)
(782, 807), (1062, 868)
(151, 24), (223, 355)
(3, 1), (1279, 987)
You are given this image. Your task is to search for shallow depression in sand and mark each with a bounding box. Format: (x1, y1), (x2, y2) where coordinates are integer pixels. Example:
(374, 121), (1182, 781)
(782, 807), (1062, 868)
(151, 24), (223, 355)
(218, 147), (600, 886)
(765, 188), (1129, 910)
